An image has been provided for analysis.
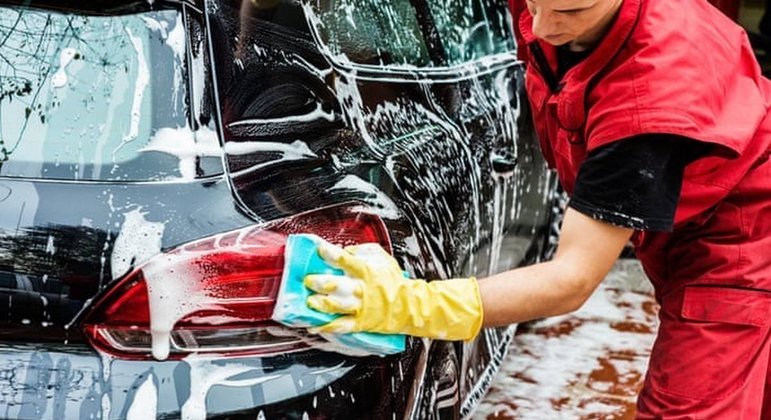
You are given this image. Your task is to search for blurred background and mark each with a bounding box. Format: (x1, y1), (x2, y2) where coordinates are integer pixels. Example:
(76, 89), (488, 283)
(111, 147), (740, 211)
(731, 0), (771, 74)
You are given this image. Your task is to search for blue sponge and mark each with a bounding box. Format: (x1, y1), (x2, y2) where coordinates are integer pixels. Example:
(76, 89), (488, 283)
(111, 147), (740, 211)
(271, 233), (406, 356)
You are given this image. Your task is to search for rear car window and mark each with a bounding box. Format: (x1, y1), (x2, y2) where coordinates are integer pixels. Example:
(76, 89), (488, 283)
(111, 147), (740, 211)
(0, 5), (220, 181)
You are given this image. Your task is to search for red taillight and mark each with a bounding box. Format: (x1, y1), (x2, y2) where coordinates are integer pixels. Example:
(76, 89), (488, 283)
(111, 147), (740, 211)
(82, 204), (391, 360)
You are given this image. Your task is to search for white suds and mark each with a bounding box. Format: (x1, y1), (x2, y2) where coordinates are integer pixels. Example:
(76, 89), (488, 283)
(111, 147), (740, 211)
(51, 48), (78, 89)
(140, 126), (221, 180)
(228, 103), (334, 126)
(111, 209), (165, 280)
(182, 355), (281, 420)
(224, 139), (315, 157)
(331, 175), (401, 220)
(120, 28), (150, 147)
(142, 253), (210, 360)
(126, 374), (157, 420)
(45, 235), (56, 255)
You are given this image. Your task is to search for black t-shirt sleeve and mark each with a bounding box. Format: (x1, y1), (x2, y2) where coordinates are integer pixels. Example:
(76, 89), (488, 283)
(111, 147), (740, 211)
(569, 134), (708, 232)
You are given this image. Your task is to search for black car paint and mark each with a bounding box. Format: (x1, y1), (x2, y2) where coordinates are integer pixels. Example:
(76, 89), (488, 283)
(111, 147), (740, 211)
(0, 0), (555, 418)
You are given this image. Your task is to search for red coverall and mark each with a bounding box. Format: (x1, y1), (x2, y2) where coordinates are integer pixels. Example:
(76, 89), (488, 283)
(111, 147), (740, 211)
(512, 0), (771, 416)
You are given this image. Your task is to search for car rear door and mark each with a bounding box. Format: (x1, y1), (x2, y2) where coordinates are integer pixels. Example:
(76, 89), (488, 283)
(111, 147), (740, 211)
(208, 0), (548, 280)
(207, 0), (553, 414)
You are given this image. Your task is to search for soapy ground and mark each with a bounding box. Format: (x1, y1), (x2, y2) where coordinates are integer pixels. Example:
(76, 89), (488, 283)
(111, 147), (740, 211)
(474, 259), (658, 419)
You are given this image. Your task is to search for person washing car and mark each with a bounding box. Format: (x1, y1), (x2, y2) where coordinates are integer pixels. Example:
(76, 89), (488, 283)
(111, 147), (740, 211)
(303, 0), (771, 417)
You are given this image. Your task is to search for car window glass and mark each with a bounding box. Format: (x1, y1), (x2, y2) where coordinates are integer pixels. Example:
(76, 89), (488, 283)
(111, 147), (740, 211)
(310, 0), (432, 67)
(0, 6), (215, 181)
(309, 0), (515, 67)
(426, 0), (515, 64)
(210, 0), (338, 124)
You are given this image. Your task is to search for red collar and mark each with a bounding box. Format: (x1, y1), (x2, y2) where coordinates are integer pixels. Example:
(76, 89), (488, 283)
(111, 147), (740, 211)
(518, 0), (643, 129)
(518, 0), (642, 77)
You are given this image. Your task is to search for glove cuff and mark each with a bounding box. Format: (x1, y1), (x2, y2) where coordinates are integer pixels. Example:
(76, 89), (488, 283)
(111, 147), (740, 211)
(410, 277), (484, 341)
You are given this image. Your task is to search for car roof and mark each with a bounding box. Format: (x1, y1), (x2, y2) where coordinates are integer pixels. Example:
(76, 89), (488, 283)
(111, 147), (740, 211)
(0, 0), (204, 15)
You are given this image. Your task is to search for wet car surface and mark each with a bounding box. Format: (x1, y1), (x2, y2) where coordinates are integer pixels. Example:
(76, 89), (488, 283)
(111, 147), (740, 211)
(0, 0), (557, 417)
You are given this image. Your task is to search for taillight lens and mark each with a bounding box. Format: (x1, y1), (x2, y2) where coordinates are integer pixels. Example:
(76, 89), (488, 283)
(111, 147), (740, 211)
(82, 204), (391, 360)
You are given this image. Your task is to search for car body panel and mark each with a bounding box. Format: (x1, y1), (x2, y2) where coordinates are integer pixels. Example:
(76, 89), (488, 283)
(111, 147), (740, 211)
(0, 177), (255, 341)
(0, 342), (426, 419)
(0, 0), (555, 417)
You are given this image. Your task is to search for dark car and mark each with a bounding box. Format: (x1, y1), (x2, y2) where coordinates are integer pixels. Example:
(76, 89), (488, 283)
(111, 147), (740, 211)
(0, 0), (559, 418)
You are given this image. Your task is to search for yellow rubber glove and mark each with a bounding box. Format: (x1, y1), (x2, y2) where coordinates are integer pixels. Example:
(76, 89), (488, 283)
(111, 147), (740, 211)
(304, 242), (483, 341)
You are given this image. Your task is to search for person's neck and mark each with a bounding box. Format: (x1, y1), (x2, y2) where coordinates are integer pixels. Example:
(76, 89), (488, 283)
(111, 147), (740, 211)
(569, 0), (624, 52)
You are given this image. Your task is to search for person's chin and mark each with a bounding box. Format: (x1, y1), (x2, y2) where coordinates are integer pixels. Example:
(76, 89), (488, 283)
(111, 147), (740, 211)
(541, 35), (571, 46)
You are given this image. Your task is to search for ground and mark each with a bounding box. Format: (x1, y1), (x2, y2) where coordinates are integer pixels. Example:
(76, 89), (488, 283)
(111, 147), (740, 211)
(474, 260), (659, 419)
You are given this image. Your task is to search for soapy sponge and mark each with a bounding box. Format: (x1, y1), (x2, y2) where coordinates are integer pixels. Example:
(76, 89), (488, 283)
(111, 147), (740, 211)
(271, 233), (406, 356)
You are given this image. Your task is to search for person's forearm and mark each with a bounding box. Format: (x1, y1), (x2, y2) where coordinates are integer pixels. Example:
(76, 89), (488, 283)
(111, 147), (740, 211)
(478, 208), (634, 328)
(478, 258), (597, 327)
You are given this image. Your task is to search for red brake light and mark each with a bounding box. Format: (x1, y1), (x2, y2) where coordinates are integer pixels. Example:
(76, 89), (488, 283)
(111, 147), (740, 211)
(82, 204), (391, 360)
